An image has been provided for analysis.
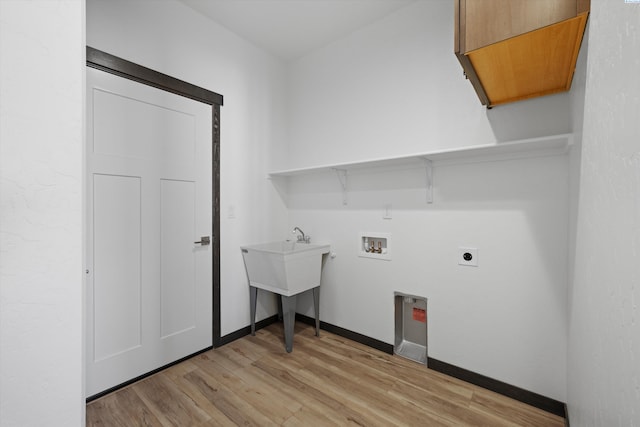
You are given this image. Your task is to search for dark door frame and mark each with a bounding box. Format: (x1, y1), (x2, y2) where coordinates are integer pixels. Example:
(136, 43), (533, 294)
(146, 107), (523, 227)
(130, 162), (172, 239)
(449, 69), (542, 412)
(86, 46), (223, 352)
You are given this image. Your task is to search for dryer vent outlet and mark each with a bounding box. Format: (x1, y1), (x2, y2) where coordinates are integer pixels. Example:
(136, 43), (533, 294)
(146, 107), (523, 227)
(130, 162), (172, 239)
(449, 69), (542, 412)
(394, 292), (427, 365)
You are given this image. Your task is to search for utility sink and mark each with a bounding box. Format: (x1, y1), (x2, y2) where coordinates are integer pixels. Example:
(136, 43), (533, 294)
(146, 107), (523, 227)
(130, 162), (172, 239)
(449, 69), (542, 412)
(241, 241), (330, 297)
(241, 240), (330, 353)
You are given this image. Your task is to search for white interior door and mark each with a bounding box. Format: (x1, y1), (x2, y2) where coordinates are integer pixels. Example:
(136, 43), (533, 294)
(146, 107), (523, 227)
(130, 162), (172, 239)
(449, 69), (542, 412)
(86, 67), (213, 397)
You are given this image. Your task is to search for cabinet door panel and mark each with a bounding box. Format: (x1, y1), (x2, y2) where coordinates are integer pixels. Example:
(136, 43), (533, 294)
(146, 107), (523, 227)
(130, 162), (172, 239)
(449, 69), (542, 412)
(463, 0), (577, 52)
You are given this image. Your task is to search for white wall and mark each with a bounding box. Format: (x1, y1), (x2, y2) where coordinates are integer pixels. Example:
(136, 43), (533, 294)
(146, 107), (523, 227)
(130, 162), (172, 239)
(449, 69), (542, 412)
(568, 1), (640, 424)
(567, 24), (588, 328)
(284, 0), (579, 401)
(0, 1), (85, 426)
(86, 0), (289, 335)
(286, 1), (573, 170)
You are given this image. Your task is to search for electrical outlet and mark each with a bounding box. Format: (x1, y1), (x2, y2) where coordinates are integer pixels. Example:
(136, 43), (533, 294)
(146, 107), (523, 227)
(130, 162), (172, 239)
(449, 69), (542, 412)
(458, 247), (478, 267)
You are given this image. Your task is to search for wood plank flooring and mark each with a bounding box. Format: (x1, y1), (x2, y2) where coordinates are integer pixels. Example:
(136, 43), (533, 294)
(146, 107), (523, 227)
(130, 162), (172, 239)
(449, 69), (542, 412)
(87, 322), (565, 426)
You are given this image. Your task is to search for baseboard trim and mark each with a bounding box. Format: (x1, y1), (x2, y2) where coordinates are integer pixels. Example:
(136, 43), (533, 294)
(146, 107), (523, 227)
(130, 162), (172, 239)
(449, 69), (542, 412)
(217, 314), (280, 347)
(426, 358), (566, 418)
(86, 346), (212, 402)
(163, 314), (566, 420)
(296, 314), (394, 354)
(87, 315), (280, 402)
(296, 314), (566, 419)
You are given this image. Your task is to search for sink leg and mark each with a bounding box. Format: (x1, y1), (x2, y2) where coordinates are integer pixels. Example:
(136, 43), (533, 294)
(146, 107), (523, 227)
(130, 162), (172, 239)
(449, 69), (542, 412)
(281, 295), (297, 353)
(277, 295), (283, 322)
(312, 286), (320, 337)
(250, 286), (257, 336)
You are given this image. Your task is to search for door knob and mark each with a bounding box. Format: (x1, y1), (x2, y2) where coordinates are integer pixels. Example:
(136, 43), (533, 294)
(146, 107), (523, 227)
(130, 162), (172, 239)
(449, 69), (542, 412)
(194, 236), (210, 245)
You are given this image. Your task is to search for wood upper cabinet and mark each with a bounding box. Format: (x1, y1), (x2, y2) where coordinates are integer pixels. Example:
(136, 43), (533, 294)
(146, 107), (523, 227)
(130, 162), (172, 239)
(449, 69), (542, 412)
(455, 0), (589, 107)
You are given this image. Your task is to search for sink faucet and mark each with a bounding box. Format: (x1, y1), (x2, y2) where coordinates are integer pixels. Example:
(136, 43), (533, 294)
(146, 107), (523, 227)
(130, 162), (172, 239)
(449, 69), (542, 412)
(293, 227), (310, 243)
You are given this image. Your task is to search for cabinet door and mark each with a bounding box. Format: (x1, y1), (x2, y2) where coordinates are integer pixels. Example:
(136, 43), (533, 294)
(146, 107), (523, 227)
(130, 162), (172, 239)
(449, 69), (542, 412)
(454, 0), (589, 107)
(461, 0), (577, 52)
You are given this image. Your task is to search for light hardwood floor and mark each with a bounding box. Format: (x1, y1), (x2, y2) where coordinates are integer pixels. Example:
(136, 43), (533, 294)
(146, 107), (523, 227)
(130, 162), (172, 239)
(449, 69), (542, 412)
(87, 322), (565, 426)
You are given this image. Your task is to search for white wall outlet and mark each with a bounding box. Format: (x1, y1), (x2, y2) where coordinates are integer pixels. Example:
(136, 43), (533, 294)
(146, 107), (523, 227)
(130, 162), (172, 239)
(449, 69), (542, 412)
(458, 247), (478, 266)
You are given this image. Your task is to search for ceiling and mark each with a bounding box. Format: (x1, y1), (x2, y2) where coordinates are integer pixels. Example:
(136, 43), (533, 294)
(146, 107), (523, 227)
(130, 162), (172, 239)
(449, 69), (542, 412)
(178, 0), (415, 61)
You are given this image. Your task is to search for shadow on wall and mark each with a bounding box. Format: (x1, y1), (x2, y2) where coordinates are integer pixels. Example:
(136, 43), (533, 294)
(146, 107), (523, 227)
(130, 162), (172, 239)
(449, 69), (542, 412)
(482, 35), (587, 143)
(271, 155), (568, 212)
(485, 91), (573, 143)
(272, 153), (570, 319)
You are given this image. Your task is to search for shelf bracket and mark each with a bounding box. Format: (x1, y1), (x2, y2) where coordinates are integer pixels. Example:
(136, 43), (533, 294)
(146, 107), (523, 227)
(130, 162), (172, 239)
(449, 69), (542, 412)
(423, 158), (433, 204)
(333, 168), (348, 205)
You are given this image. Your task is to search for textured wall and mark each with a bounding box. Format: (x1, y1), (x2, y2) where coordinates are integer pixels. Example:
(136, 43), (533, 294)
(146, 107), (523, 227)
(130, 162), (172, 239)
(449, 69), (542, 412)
(0, 1), (85, 425)
(568, 1), (640, 425)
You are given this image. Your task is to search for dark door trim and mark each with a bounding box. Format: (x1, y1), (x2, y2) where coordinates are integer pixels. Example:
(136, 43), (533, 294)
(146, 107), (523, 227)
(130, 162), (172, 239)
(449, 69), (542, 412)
(86, 46), (223, 348)
(87, 47), (223, 106)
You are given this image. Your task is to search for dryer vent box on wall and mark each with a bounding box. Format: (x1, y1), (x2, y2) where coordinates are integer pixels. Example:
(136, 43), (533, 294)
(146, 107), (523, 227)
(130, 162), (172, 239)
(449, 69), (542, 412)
(394, 292), (427, 365)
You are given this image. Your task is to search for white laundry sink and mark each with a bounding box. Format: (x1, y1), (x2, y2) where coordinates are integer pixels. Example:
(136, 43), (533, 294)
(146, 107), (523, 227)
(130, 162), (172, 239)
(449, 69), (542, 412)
(241, 241), (330, 297)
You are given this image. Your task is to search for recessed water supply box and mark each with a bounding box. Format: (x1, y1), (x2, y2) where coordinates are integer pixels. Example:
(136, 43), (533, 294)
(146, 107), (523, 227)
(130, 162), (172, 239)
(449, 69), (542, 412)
(394, 292), (427, 365)
(358, 232), (391, 260)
